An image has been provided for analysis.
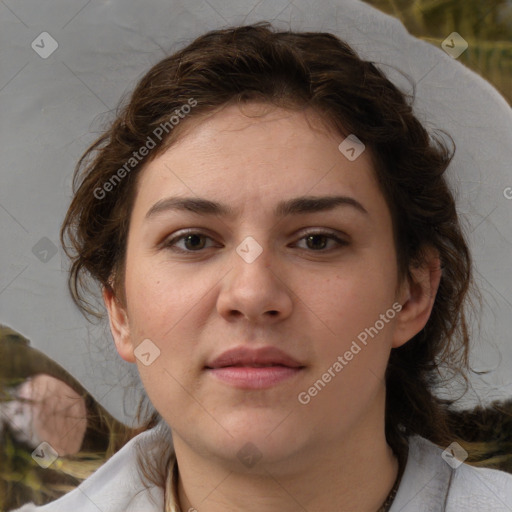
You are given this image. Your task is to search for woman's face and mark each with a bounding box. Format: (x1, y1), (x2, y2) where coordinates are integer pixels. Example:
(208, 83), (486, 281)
(107, 103), (417, 469)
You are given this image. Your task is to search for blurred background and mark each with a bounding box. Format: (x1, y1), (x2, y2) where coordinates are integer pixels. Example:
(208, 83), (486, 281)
(365, 0), (512, 104)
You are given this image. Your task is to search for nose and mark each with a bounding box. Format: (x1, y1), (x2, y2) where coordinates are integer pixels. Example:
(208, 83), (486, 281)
(216, 238), (293, 324)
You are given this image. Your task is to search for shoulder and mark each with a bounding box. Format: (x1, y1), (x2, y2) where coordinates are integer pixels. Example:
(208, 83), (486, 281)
(390, 435), (512, 512)
(447, 455), (512, 510)
(10, 425), (169, 512)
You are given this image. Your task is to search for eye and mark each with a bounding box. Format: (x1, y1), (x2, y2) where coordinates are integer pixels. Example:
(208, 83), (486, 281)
(163, 230), (216, 253)
(292, 230), (349, 252)
(163, 229), (348, 254)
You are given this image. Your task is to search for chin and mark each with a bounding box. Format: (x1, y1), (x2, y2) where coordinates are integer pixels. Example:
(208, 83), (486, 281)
(207, 416), (307, 466)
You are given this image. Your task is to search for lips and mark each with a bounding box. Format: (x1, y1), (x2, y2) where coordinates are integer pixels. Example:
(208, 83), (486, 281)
(205, 346), (304, 369)
(205, 346), (305, 389)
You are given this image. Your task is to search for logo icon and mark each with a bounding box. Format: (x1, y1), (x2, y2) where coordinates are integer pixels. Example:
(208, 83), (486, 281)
(32, 441), (59, 468)
(338, 134), (366, 161)
(32, 237), (58, 263)
(134, 338), (161, 366)
(237, 442), (263, 468)
(31, 32), (59, 59)
(441, 32), (468, 59)
(236, 236), (263, 264)
(441, 441), (468, 469)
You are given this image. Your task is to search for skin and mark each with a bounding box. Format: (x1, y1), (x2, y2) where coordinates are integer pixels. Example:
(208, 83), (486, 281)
(104, 102), (441, 512)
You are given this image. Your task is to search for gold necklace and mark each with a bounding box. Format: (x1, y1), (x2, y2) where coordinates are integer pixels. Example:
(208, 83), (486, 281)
(377, 443), (408, 512)
(376, 472), (401, 512)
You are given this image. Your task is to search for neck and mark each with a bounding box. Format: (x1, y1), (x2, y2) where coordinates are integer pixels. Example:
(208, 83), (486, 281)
(173, 389), (399, 512)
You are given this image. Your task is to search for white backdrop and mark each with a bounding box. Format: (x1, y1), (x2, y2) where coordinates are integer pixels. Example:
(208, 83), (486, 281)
(1, 0), (511, 425)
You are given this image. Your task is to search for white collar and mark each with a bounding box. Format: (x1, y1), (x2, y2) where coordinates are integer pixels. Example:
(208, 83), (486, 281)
(18, 429), (511, 511)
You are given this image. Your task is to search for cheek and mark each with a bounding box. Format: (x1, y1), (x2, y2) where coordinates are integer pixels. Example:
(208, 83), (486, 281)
(124, 257), (196, 335)
(123, 257), (213, 378)
(306, 266), (398, 373)
(318, 266), (396, 330)
(298, 275), (396, 419)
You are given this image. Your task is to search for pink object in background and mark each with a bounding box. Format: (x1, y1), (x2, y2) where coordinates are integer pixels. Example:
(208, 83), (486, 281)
(3, 374), (87, 456)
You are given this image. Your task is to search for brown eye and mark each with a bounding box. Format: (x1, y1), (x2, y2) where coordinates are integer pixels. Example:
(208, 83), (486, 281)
(181, 233), (207, 251)
(164, 231), (215, 253)
(305, 234), (329, 250)
(163, 229), (348, 255)
(295, 231), (349, 252)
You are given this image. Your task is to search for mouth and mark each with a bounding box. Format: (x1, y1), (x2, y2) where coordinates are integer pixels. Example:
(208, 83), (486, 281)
(205, 365), (304, 389)
(206, 363), (300, 368)
(205, 346), (305, 389)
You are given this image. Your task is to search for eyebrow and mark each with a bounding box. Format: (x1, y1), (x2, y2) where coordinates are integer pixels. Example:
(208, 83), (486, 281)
(145, 195), (368, 220)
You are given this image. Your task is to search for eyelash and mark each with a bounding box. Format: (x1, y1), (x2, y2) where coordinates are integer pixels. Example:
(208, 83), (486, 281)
(163, 229), (349, 254)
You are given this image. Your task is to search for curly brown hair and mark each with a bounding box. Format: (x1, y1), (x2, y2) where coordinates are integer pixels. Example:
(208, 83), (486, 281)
(60, 21), (479, 491)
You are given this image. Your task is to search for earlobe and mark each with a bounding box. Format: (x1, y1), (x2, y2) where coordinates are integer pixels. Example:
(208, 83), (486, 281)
(102, 286), (136, 363)
(392, 247), (442, 349)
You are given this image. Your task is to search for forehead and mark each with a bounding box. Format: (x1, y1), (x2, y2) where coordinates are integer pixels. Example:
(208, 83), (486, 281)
(131, 103), (385, 221)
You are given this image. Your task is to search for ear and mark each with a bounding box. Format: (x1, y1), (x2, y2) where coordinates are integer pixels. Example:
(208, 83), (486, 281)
(102, 285), (136, 363)
(392, 246), (442, 348)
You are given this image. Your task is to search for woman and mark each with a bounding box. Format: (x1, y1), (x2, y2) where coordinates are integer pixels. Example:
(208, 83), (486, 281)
(13, 22), (512, 512)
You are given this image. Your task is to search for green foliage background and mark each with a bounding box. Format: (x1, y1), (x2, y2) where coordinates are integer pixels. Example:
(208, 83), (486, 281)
(363, 0), (512, 104)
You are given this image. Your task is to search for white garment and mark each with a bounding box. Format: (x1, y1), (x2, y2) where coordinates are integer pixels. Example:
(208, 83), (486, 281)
(11, 427), (512, 511)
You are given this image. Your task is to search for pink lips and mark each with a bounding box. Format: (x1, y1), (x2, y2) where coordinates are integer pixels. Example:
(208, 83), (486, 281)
(205, 346), (305, 389)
